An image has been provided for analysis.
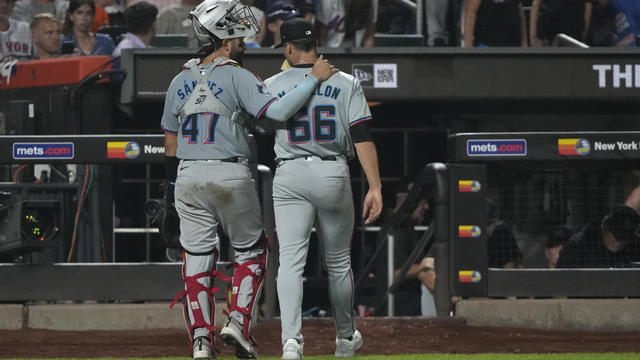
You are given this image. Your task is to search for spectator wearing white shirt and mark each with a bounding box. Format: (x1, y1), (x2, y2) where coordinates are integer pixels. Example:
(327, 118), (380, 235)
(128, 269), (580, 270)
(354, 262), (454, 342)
(112, 1), (157, 57)
(1, 0), (32, 60)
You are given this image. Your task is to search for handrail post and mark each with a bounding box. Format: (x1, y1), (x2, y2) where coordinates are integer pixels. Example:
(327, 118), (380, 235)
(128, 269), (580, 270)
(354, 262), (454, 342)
(387, 233), (395, 316)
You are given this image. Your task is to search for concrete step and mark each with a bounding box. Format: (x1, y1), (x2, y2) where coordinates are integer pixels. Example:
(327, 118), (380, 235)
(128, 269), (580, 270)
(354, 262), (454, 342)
(456, 298), (640, 332)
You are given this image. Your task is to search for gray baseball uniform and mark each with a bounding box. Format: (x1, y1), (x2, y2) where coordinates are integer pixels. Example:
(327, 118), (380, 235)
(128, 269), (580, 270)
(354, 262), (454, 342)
(161, 56), (326, 344)
(264, 65), (373, 344)
(161, 57), (276, 340)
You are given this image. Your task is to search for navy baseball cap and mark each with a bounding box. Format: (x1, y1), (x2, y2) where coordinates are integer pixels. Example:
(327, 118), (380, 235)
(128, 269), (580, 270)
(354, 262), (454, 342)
(275, 17), (315, 48)
(266, 1), (299, 23)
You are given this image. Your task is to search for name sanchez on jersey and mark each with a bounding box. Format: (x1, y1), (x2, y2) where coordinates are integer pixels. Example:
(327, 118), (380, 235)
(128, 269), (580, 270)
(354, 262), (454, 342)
(277, 84), (341, 100)
(177, 79), (225, 100)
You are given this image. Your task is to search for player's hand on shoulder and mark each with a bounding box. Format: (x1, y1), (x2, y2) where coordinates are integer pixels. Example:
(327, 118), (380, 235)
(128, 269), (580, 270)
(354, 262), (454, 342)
(311, 54), (339, 81)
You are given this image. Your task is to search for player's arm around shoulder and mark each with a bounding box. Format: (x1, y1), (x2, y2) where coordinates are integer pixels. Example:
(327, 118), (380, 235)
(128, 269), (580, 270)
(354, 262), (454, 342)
(264, 55), (339, 122)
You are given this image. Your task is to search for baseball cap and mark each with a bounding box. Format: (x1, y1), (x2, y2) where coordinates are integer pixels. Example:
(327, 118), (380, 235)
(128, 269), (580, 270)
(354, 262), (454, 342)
(266, 1), (299, 23)
(275, 17), (315, 48)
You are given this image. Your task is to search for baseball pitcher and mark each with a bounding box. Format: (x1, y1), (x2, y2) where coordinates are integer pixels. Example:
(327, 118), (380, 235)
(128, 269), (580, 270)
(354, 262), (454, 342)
(264, 18), (383, 360)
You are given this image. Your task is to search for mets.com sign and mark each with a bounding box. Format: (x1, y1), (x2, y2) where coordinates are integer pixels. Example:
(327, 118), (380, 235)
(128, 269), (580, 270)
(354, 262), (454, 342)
(13, 142), (74, 160)
(466, 139), (527, 156)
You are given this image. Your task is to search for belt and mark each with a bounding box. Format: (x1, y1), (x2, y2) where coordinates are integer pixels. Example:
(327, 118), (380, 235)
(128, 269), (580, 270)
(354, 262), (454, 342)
(275, 155), (337, 166)
(183, 157), (240, 163)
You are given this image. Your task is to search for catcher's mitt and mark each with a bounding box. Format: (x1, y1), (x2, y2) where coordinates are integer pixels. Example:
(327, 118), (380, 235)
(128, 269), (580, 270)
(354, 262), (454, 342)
(145, 181), (181, 249)
(158, 204), (181, 249)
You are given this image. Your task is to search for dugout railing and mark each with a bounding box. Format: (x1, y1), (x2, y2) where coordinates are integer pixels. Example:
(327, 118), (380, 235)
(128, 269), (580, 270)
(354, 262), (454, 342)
(354, 162), (452, 316)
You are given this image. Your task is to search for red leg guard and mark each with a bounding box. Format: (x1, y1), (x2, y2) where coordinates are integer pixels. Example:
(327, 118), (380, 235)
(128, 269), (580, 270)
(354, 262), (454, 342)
(227, 242), (268, 341)
(170, 250), (225, 354)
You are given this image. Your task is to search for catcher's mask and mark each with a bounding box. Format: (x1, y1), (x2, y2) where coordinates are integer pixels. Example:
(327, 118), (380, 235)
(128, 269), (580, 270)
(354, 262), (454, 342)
(190, 0), (260, 47)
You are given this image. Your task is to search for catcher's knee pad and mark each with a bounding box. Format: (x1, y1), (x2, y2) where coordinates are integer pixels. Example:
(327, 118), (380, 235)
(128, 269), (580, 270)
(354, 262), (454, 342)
(227, 236), (269, 340)
(170, 248), (229, 349)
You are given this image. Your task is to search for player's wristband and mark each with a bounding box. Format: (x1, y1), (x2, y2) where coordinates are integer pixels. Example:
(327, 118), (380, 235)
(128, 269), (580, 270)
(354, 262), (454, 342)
(165, 156), (179, 183)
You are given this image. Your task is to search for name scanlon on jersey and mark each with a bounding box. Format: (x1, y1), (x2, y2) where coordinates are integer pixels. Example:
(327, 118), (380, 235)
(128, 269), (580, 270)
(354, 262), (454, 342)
(264, 66), (372, 160)
(160, 58), (277, 160)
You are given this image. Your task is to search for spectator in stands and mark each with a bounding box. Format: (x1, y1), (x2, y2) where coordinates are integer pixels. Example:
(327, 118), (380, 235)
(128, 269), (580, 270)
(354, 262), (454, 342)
(586, 0), (639, 46)
(315, 0), (344, 46)
(90, 0), (112, 32)
(263, 1), (299, 48)
(390, 179), (436, 316)
(343, 0), (377, 47)
(294, 0), (314, 22)
(426, 0), (449, 46)
(463, 0), (527, 47)
(586, 0), (618, 46)
(240, 0), (265, 47)
(609, 0), (640, 46)
(314, 0), (376, 47)
(155, 0), (202, 48)
(1, 0), (33, 60)
(62, 0), (115, 55)
(529, 0), (595, 47)
(31, 12), (62, 58)
(545, 226), (572, 268)
(557, 205), (640, 268)
(11, 0), (67, 23)
(111, 1), (157, 57)
(316, 0), (347, 47)
(486, 198), (522, 268)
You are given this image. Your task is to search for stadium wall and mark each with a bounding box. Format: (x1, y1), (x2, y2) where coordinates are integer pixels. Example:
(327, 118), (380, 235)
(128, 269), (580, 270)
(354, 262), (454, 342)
(2, 300), (640, 331)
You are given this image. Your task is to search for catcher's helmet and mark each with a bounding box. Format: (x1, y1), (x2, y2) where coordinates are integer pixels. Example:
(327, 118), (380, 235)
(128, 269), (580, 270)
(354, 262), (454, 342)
(189, 0), (259, 45)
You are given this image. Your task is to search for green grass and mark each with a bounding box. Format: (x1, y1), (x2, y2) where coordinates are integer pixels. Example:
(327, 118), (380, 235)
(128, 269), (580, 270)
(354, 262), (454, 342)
(5, 354), (640, 360)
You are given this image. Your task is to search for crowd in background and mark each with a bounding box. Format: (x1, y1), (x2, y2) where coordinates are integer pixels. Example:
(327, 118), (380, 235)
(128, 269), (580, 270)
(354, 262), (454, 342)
(1, 0), (639, 62)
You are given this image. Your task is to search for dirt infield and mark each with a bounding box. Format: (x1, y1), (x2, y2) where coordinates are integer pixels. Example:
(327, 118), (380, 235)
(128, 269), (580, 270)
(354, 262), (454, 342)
(1, 318), (640, 358)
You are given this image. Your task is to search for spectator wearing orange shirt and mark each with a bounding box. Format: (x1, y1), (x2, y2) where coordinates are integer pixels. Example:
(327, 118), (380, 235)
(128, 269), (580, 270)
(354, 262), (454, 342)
(90, 0), (112, 32)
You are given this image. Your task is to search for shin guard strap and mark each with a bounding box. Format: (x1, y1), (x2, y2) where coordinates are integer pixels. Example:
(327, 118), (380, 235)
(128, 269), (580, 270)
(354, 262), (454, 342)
(228, 254), (266, 339)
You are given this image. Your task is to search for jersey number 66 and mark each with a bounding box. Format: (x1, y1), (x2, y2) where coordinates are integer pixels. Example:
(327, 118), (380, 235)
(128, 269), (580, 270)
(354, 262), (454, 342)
(288, 105), (337, 144)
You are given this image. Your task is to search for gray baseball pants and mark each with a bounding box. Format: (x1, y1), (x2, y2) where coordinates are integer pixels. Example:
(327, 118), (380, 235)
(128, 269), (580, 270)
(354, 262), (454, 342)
(273, 156), (356, 345)
(175, 159), (263, 339)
